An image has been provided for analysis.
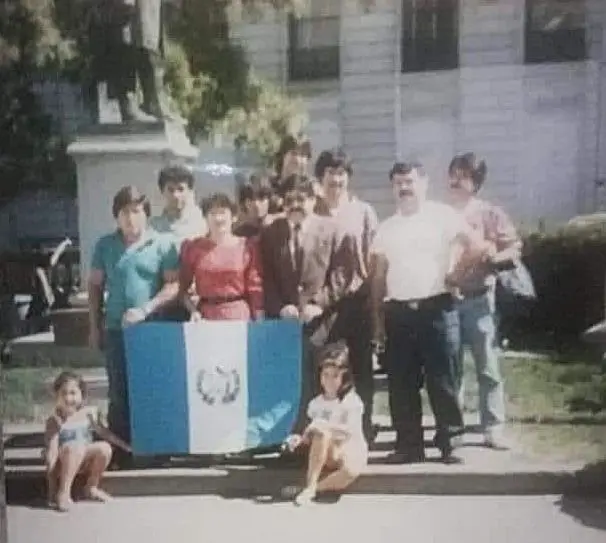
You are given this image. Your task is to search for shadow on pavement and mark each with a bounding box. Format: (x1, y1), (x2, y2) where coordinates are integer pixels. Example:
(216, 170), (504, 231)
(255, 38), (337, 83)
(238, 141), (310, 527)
(557, 460), (606, 532)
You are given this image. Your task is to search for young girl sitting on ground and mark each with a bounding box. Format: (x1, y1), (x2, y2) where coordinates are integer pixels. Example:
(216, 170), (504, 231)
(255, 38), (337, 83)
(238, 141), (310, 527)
(283, 342), (368, 506)
(44, 371), (132, 512)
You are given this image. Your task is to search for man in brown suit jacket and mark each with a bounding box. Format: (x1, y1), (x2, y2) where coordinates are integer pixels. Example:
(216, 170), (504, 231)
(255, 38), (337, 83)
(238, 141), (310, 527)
(261, 176), (349, 336)
(260, 174), (350, 431)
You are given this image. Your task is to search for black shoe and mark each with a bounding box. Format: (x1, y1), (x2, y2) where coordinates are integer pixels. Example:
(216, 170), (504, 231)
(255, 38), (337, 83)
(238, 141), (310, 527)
(384, 451), (425, 465)
(365, 425), (380, 445)
(440, 451), (464, 465)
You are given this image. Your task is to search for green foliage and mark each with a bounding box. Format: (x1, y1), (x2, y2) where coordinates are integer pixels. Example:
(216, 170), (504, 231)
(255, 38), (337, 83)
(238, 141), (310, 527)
(0, 2), (76, 200)
(0, 0), (73, 69)
(164, 40), (219, 137)
(214, 74), (307, 163)
(0, 0), (304, 199)
(508, 223), (606, 353)
(165, 0), (306, 162)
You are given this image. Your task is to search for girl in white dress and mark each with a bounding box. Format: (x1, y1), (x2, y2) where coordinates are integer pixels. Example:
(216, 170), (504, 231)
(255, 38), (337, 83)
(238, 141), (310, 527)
(283, 342), (368, 506)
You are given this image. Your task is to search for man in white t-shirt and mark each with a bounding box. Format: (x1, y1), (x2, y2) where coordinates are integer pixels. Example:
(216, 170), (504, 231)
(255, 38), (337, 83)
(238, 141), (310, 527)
(370, 161), (488, 465)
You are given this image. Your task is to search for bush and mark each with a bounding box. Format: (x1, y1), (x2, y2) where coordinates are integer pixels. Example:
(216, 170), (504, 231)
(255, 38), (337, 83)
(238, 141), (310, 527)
(505, 222), (606, 353)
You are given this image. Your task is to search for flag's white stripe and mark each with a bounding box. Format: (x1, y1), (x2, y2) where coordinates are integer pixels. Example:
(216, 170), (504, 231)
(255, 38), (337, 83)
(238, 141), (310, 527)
(183, 320), (248, 454)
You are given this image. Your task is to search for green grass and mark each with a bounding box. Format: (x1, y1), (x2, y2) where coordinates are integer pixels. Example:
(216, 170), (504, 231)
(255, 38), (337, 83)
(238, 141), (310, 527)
(500, 356), (606, 462)
(3, 367), (56, 424)
(502, 356), (606, 422)
(3, 367), (107, 425)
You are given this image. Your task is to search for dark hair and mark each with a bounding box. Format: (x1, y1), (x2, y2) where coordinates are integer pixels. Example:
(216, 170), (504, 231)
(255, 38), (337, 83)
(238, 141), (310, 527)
(314, 148), (353, 180)
(53, 371), (87, 398)
(238, 175), (273, 205)
(275, 135), (312, 176)
(448, 152), (487, 192)
(158, 164), (195, 191)
(278, 174), (316, 199)
(112, 185), (151, 218)
(389, 161), (427, 181)
(200, 192), (238, 216)
(317, 341), (354, 400)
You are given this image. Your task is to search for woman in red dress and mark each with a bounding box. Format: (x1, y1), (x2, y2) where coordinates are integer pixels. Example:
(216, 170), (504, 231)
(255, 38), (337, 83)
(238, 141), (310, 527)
(179, 193), (263, 321)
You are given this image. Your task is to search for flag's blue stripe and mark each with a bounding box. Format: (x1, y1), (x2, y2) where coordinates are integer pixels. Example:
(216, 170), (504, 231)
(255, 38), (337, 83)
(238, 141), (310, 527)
(246, 320), (303, 449)
(124, 322), (190, 455)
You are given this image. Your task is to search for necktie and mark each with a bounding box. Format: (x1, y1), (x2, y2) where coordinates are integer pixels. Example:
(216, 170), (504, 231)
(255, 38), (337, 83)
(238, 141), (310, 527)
(293, 223), (303, 278)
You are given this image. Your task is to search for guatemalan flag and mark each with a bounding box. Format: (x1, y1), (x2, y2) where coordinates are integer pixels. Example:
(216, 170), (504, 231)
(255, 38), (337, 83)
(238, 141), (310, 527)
(123, 320), (302, 455)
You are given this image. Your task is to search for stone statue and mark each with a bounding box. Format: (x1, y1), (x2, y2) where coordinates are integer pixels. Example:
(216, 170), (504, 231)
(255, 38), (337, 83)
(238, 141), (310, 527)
(87, 0), (171, 123)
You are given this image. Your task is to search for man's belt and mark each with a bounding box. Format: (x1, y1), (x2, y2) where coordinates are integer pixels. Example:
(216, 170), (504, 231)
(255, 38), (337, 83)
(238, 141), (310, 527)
(459, 286), (490, 299)
(386, 292), (453, 312)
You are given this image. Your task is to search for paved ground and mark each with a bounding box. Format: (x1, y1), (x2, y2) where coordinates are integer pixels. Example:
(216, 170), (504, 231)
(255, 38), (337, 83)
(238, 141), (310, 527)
(8, 495), (606, 543)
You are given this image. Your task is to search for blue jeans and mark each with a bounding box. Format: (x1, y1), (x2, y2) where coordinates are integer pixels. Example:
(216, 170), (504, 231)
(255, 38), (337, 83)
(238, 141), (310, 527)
(456, 291), (505, 431)
(104, 329), (131, 444)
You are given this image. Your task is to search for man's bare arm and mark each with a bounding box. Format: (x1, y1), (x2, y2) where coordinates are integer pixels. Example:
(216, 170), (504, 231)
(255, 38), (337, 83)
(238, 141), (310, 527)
(142, 270), (179, 316)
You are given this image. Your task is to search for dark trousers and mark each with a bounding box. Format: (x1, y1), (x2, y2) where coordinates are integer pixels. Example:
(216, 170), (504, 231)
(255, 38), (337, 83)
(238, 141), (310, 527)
(104, 329), (131, 454)
(329, 287), (374, 440)
(384, 294), (464, 456)
(292, 335), (319, 435)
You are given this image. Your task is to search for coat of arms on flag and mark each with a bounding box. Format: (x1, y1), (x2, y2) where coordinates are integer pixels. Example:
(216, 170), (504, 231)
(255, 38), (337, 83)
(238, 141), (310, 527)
(123, 320), (303, 455)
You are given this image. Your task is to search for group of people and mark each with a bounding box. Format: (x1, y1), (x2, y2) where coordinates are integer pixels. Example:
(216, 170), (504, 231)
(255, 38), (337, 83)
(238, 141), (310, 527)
(44, 135), (522, 509)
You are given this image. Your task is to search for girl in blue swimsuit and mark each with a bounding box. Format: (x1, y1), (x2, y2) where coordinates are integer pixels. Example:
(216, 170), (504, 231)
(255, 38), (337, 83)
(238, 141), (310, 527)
(44, 371), (132, 512)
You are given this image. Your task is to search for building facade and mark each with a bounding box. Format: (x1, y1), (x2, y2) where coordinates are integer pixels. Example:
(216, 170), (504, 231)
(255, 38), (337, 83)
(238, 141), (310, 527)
(228, 0), (606, 225)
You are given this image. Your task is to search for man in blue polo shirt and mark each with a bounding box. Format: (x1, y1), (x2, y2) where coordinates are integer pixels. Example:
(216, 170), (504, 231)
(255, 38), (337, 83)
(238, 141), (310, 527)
(88, 185), (179, 466)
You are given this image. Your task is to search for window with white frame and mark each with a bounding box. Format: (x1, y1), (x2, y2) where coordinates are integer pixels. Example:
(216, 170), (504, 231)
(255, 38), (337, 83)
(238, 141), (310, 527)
(288, 0), (340, 81)
(525, 0), (587, 64)
(401, 0), (459, 73)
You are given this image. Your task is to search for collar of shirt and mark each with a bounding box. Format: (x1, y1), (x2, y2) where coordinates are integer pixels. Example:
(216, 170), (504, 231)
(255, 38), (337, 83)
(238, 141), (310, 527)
(459, 197), (483, 217)
(327, 194), (357, 217)
(164, 204), (203, 224)
(288, 216), (311, 237)
(115, 227), (155, 248)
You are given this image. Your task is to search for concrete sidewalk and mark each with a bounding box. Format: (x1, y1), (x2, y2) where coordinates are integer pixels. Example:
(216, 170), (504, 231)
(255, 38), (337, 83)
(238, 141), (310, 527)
(6, 415), (605, 499)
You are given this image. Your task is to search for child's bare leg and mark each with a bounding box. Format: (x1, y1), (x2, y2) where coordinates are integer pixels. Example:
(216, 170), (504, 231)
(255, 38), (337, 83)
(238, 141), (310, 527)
(46, 465), (59, 506)
(56, 445), (86, 511)
(305, 431), (331, 490)
(295, 430), (330, 505)
(316, 446), (366, 494)
(81, 442), (113, 502)
(315, 465), (360, 493)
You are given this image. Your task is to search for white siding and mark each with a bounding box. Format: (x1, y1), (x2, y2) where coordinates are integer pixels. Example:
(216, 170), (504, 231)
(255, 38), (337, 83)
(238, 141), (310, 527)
(231, 0), (606, 224)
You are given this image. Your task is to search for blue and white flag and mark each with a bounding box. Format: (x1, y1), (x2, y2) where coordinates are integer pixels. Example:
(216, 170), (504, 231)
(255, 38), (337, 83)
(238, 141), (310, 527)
(123, 320), (302, 456)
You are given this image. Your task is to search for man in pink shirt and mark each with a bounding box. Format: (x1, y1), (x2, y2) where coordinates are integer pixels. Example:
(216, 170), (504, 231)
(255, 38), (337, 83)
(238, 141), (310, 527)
(447, 152), (522, 450)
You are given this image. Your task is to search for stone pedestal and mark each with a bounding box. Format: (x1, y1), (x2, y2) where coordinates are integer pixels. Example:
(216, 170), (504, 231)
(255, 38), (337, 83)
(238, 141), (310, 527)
(68, 122), (197, 284)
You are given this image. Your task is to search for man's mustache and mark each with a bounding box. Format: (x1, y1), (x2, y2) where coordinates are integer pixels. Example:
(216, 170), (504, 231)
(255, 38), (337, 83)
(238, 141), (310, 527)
(398, 189), (414, 197)
(288, 206), (305, 214)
